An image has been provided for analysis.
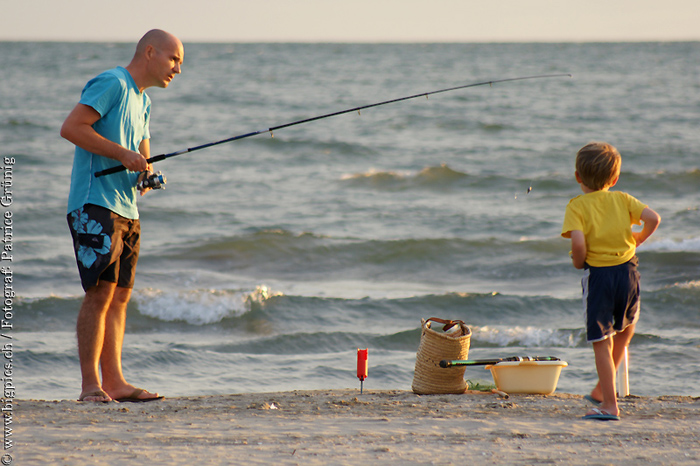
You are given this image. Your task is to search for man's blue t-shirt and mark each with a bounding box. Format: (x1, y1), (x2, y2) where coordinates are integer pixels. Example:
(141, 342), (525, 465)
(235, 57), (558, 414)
(67, 66), (151, 219)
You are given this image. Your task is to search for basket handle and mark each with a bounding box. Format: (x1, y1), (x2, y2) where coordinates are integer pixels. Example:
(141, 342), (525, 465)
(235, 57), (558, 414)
(426, 317), (464, 332)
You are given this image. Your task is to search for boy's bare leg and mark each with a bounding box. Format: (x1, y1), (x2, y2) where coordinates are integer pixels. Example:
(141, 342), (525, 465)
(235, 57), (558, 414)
(591, 336), (619, 416)
(589, 324), (636, 403)
(77, 281), (117, 402)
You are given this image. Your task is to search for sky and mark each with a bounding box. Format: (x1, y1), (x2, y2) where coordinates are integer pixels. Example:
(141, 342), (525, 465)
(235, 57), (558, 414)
(2, 0), (699, 43)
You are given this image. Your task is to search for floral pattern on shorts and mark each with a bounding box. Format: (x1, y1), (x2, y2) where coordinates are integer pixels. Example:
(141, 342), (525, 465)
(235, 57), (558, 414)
(70, 206), (112, 269)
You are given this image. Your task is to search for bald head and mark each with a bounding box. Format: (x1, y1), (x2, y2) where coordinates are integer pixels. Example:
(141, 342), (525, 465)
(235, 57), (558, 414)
(127, 29), (184, 91)
(134, 29), (181, 58)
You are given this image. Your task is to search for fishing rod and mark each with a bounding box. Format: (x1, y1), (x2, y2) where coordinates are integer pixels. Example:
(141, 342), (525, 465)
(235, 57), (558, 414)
(95, 73), (571, 178)
(439, 356), (561, 368)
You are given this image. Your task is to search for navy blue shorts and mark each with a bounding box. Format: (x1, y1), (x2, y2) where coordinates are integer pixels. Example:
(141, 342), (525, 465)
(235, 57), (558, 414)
(581, 257), (640, 343)
(67, 204), (140, 291)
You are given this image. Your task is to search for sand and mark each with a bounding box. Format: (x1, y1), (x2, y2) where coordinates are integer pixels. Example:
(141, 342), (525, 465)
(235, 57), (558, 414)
(16, 390), (700, 465)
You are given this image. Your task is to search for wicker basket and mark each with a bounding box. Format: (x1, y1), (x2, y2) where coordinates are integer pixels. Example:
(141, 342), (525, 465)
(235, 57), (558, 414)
(411, 318), (471, 394)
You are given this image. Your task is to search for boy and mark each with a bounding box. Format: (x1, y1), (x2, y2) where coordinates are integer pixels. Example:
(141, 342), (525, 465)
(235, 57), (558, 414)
(561, 142), (660, 421)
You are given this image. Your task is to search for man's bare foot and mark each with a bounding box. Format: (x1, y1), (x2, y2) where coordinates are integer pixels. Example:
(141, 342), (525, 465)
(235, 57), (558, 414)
(78, 389), (113, 403)
(107, 386), (163, 403)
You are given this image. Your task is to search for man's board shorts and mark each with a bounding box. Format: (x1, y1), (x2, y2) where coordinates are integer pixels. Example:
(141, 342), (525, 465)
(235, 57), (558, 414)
(67, 204), (140, 291)
(581, 256), (640, 343)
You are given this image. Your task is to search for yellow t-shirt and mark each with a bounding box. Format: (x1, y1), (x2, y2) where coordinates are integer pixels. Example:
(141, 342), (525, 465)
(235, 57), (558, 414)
(561, 190), (647, 267)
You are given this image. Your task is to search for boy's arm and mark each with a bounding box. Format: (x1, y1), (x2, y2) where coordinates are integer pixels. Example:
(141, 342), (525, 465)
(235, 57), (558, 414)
(570, 230), (586, 269)
(632, 207), (661, 247)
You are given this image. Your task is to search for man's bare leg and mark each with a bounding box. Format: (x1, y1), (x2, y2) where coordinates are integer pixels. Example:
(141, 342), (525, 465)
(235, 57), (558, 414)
(100, 286), (161, 401)
(77, 280), (117, 402)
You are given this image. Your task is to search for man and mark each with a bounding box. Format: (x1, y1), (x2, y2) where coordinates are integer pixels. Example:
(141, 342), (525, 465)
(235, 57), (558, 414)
(61, 29), (184, 402)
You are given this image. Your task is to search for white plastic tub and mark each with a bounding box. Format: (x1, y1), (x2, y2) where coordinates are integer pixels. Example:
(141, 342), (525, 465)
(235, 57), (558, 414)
(485, 360), (568, 395)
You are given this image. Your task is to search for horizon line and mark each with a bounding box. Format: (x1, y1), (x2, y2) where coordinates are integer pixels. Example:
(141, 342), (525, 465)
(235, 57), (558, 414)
(2, 38), (699, 44)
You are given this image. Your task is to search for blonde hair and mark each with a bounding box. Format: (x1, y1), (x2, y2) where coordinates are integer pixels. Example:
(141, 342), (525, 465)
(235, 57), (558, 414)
(575, 142), (621, 191)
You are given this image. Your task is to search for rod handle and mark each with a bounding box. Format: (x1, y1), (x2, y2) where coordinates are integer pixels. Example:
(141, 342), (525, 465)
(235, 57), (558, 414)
(95, 164), (127, 177)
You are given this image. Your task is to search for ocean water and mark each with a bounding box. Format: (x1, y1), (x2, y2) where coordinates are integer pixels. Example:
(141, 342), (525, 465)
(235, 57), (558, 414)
(3, 42), (699, 400)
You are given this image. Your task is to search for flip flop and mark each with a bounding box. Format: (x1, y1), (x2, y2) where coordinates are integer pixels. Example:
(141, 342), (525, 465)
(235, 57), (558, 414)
(582, 407), (620, 421)
(115, 388), (164, 403)
(78, 390), (112, 403)
(584, 394), (602, 406)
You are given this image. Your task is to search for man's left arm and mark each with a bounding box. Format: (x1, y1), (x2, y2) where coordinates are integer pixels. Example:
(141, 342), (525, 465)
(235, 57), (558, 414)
(137, 138), (153, 196)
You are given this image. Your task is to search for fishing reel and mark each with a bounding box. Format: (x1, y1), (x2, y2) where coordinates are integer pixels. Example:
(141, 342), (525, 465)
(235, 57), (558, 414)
(137, 170), (167, 191)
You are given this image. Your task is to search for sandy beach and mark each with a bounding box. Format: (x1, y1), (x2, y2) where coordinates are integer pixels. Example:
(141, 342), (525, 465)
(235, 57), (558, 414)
(16, 389), (699, 465)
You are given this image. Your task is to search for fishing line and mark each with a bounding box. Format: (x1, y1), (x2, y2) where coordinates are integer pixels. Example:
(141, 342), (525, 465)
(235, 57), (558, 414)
(95, 73), (572, 178)
(514, 176), (535, 200)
